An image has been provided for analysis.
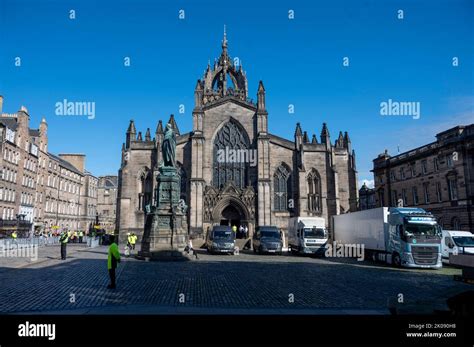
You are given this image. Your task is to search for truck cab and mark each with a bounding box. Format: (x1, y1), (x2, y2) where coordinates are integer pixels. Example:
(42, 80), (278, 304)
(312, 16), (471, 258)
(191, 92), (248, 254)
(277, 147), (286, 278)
(288, 217), (328, 255)
(387, 208), (442, 268)
(442, 230), (474, 263)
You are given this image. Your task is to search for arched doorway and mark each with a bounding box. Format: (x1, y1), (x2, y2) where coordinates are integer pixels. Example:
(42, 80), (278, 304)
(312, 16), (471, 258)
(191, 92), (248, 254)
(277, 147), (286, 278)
(212, 198), (251, 239)
(220, 205), (241, 227)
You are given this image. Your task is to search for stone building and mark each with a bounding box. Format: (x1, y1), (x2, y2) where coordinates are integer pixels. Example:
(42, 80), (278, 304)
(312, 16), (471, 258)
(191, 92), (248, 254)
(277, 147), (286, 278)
(373, 125), (474, 232)
(97, 175), (118, 232)
(0, 96), (98, 235)
(116, 32), (359, 241)
(358, 183), (376, 210)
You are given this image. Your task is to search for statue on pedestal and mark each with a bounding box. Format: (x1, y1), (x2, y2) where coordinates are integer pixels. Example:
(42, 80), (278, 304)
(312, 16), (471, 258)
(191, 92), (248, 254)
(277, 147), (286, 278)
(138, 122), (189, 261)
(162, 123), (176, 168)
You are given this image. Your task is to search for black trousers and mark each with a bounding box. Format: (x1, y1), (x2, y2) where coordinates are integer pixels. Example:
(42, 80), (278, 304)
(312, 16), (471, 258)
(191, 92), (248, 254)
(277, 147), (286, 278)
(109, 268), (116, 287)
(79, 236), (83, 243)
(61, 243), (67, 259)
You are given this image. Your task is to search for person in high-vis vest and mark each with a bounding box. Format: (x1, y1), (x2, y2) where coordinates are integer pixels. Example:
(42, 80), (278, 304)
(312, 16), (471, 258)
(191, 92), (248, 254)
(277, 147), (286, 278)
(11, 231), (18, 246)
(78, 230), (83, 243)
(107, 235), (121, 289)
(59, 231), (69, 260)
(130, 233), (137, 250)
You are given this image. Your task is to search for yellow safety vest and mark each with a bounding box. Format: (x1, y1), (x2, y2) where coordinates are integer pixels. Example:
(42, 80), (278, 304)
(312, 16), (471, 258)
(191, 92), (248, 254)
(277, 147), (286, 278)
(60, 233), (69, 243)
(12, 232), (17, 239)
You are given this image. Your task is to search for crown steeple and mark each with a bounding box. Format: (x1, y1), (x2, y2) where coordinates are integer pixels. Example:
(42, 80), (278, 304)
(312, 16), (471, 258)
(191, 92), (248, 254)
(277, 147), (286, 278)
(201, 27), (248, 105)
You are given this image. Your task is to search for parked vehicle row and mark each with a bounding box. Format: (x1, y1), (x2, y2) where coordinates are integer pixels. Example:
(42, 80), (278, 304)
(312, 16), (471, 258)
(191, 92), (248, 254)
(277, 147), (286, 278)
(205, 216), (329, 257)
(205, 208), (473, 270)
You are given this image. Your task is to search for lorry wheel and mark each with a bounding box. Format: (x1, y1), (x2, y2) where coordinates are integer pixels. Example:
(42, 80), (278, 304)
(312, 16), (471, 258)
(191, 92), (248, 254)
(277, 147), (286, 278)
(392, 253), (401, 267)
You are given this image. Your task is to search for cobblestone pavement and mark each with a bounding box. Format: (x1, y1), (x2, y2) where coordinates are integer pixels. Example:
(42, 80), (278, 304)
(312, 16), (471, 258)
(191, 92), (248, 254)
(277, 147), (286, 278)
(0, 242), (87, 270)
(0, 246), (471, 314)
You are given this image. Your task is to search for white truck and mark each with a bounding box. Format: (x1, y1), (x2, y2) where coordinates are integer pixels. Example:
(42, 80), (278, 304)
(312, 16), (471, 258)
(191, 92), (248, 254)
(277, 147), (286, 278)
(442, 230), (474, 263)
(333, 207), (442, 269)
(288, 217), (328, 255)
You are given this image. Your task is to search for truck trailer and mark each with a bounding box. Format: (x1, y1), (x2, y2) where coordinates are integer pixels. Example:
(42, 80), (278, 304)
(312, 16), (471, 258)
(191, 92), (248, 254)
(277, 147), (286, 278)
(332, 207), (442, 269)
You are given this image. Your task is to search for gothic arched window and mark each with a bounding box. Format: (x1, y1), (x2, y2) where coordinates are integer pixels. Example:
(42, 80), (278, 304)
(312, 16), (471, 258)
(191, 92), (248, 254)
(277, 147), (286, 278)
(138, 169), (153, 211)
(307, 169), (321, 213)
(178, 165), (187, 201)
(213, 120), (250, 189)
(274, 164), (292, 211)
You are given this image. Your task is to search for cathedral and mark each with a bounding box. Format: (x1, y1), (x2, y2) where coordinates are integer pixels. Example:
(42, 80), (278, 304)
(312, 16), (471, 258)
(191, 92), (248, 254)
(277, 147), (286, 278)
(116, 32), (359, 242)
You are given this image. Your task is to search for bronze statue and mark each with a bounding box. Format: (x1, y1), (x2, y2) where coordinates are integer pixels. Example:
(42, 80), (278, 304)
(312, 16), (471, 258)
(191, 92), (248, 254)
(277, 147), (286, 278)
(162, 123), (176, 167)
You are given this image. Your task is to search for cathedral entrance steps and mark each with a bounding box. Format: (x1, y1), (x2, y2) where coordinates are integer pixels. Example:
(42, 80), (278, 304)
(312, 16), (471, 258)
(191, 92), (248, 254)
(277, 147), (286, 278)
(235, 238), (251, 251)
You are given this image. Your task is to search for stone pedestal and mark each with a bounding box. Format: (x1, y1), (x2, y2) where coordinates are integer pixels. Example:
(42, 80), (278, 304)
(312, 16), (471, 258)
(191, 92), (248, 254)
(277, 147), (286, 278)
(138, 166), (189, 261)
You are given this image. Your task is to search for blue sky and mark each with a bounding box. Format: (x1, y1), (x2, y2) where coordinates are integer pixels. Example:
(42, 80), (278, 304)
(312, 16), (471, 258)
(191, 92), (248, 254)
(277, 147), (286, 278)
(1, 0), (473, 186)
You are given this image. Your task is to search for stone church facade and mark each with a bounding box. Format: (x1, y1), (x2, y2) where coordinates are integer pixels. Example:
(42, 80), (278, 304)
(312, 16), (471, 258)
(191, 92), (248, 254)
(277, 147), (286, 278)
(116, 33), (359, 241)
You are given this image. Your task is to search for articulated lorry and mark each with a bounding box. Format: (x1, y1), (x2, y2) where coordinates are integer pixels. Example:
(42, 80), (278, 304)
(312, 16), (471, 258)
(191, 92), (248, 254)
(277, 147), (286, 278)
(332, 207), (442, 268)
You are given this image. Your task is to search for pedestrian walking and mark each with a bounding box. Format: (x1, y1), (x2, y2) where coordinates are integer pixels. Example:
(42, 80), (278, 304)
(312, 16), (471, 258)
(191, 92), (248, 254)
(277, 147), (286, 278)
(59, 231), (69, 260)
(185, 238), (199, 259)
(78, 230), (83, 243)
(126, 232), (132, 257)
(107, 235), (121, 289)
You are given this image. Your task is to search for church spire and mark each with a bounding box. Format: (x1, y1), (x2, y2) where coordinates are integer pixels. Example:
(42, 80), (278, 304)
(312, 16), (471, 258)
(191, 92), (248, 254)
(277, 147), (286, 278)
(155, 120), (163, 135)
(336, 131), (344, 148)
(320, 122), (331, 146)
(343, 131), (352, 152)
(167, 114), (180, 136)
(125, 119), (136, 149)
(222, 24), (227, 50)
(303, 131), (309, 143)
(294, 122), (303, 137)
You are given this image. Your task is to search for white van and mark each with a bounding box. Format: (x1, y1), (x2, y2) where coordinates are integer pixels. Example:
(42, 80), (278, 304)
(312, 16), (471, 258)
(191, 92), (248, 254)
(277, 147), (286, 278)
(288, 217), (328, 255)
(442, 230), (474, 263)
